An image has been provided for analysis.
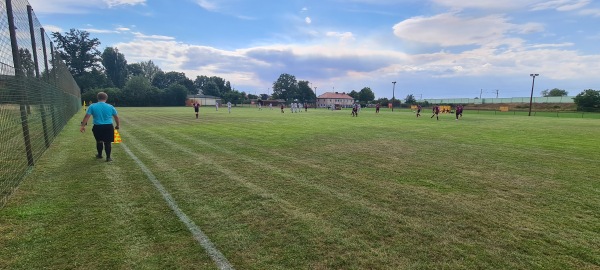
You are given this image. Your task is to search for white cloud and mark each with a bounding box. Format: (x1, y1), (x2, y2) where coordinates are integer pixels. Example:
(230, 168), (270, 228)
(326, 32), (355, 43)
(301, 7), (308, 12)
(579, 8), (600, 16)
(431, 0), (538, 10)
(29, 0), (145, 14)
(393, 13), (515, 47)
(116, 27), (131, 31)
(43, 25), (63, 33)
(516, 23), (545, 34)
(82, 28), (120, 34)
(305, 17), (312, 24)
(132, 32), (176, 40)
(195, 0), (219, 11)
(104, 0), (146, 7)
(531, 0), (591, 11)
(527, 42), (574, 48)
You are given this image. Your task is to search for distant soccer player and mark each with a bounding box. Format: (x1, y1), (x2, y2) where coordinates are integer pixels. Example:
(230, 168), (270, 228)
(375, 103), (380, 113)
(352, 103), (358, 117)
(280, 103), (285, 113)
(456, 104), (463, 120)
(269, 103), (273, 110)
(215, 102), (219, 111)
(416, 104), (422, 117)
(431, 105), (440, 120)
(304, 103), (308, 112)
(193, 102), (200, 119)
(227, 101), (232, 114)
(258, 100), (263, 110)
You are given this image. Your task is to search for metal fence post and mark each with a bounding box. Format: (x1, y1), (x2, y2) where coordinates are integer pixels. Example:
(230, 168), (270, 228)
(7, 0), (34, 166)
(40, 27), (58, 138)
(28, 5), (50, 148)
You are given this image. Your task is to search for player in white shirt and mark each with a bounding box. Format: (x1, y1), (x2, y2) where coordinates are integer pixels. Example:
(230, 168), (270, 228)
(227, 102), (232, 113)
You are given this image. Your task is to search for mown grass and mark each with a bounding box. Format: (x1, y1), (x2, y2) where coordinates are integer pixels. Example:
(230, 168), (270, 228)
(1, 106), (599, 269)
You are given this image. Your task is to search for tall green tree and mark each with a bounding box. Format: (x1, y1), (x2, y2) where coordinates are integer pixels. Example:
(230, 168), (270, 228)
(541, 88), (569, 97)
(18, 48), (35, 77)
(202, 81), (221, 97)
(348, 90), (359, 100)
(573, 89), (600, 112)
(358, 87), (375, 103)
(405, 94), (416, 104)
(298, 80), (316, 102)
(272, 73), (298, 101)
(52, 29), (101, 77)
(139, 60), (162, 82)
(127, 63), (144, 78)
(75, 68), (111, 93)
(162, 84), (188, 106)
(101, 47), (128, 88)
(123, 76), (156, 106)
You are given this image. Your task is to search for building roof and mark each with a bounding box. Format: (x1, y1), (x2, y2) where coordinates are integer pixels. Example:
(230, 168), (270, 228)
(318, 92), (354, 99)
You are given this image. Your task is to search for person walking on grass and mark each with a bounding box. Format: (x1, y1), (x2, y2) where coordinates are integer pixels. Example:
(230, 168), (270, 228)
(376, 103), (380, 114)
(280, 103), (285, 113)
(455, 104), (463, 120)
(215, 101), (219, 111)
(430, 105), (440, 120)
(227, 101), (232, 114)
(80, 92), (120, 162)
(416, 104), (422, 117)
(193, 102), (200, 119)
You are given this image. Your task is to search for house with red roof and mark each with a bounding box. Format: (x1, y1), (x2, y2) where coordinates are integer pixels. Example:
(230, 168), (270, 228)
(317, 92), (355, 108)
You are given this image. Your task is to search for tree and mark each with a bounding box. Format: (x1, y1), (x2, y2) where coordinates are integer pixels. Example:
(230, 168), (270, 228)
(52, 29), (101, 77)
(405, 94), (416, 104)
(76, 68), (111, 93)
(139, 60), (162, 82)
(348, 90), (359, 100)
(127, 63), (144, 78)
(358, 87), (375, 103)
(272, 73), (298, 101)
(163, 71), (195, 94)
(122, 76), (156, 106)
(162, 84), (188, 106)
(18, 48), (36, 77)
(541, 88), (568, 97)
(202, 81), (221, 97)
(573, 89), (600, 112)
(222, 90), (244, 105)
(298, 80), (316, 102)
(101, 47), (128, 88)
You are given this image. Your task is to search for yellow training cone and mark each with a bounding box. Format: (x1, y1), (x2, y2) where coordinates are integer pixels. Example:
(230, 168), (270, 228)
(113, 129), (122, 143)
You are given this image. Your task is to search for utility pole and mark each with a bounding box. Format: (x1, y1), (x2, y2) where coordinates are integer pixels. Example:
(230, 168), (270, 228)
(392, 81), (397, 112)
(529, 74), (539, 116)
(496, 89), (499, 98)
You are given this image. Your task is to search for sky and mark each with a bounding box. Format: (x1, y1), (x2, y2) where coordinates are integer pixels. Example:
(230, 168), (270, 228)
(29, 0), (600, 100)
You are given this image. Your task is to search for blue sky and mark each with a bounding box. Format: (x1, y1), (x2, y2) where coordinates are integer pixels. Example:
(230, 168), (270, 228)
(30, 0), (600, 100)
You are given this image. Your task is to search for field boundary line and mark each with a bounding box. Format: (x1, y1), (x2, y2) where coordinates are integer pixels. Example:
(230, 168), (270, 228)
(120, 143), (234, 270)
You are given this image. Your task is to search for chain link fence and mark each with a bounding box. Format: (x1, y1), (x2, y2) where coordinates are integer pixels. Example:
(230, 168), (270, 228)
(1, 0), (80, 207)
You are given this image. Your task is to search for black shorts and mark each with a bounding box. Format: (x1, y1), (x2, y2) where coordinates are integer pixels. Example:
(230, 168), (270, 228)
(194, 107), (199, 112)
(92, 124), (114, 143)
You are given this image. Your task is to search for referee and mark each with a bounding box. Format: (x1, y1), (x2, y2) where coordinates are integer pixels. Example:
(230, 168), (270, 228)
(80, 92), (120, 162)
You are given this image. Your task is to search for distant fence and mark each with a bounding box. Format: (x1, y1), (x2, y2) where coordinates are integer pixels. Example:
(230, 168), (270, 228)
(1, 0), (80, 207)
(423, 96), (575, 104)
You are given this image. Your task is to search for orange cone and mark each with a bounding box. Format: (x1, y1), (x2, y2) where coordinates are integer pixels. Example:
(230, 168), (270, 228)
(113, 129), (122, 143)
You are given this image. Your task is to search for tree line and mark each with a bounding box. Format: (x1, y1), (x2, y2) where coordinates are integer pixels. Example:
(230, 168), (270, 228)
(52, 29), (599, 111)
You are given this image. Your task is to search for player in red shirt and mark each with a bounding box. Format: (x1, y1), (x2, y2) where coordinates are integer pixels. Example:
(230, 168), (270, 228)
(431, 105), (440, 120)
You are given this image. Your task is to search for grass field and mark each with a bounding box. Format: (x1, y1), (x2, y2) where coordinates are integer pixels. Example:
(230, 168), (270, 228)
(1, 106), (599, 269)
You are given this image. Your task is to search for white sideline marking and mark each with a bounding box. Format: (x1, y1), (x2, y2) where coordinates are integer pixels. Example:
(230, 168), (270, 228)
(120, 143), (234, 270)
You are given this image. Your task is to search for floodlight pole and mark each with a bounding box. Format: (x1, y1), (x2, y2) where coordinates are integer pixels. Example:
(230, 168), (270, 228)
(314, 86), (317, 109)
(392, 81), (396, 112)
(528, 74), (539, 116)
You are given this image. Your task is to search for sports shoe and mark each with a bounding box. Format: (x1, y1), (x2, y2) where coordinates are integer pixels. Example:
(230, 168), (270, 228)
(106, 158), (113, 162)
(96, 154), (103, 159)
